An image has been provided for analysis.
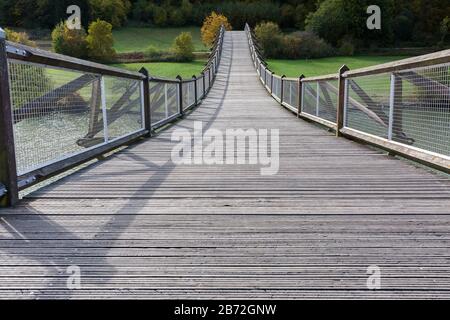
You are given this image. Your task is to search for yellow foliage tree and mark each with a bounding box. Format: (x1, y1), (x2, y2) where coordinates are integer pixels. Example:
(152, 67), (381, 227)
(4, 28), (36, 47)
(200, 12), (232, 47)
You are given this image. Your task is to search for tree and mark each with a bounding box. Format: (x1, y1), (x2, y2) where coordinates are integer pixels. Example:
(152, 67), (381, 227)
(89, 0), (131, 28)
(254, 22), (283, 58)
(440, 16), (450, 45)
(200, 11), (232, 47)
(181, 0), (193, 24)
(169, 9), (186, 27)
(51, 22), (88, 58)
(305, 0), (394, 46)
(153, 6), (167, 26)
(172, 32), (195, 61)
(86, 19), (116, 62)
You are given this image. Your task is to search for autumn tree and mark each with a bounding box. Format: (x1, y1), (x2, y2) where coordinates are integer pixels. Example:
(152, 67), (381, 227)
(200, 12), (232, 47)
(86, 19), (116, 62)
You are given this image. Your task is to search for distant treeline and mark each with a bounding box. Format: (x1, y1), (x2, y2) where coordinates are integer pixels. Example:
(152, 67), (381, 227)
(1, 0), (449, 46)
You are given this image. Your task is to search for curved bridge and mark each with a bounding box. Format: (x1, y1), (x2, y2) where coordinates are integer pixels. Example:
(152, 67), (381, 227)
(0, 31), (449, 299)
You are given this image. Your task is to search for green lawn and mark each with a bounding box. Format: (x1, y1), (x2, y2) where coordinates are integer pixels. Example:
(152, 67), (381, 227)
(113, 60), (207, 78)
(113, 26), (208, 53)
(267, 56), (411, 77)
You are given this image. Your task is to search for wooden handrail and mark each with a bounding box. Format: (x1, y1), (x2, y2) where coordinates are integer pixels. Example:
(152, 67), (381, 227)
(6, 41), (144, 80)
(344, 49), (450, 78)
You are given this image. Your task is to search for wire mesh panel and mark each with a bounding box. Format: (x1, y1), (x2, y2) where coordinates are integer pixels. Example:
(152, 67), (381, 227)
(317, 80), (338, 123)
(265, 69), (272, 90)
(344, 74), (390, 138)
(302, 82), (318, 116)
(272, 77), (281, 100)
(182, 81), (196, 110)
(282, 79), (299, 108)
(149, 81), (179, 125)
(391, 63), (450, 155)
(8, 60), (106, 174)
(103, 76), (144, 141)
(197, 76), (204, 100)
(205, 70), (210, 92)
(290, 80), (300, 109)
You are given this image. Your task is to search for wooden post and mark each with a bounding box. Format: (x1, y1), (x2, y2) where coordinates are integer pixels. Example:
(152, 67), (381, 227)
(176, 75), (183, 116)
(139, 67), (151, 136)
(270, 72), (274, 94)
(298, 74), (305, 117)
(0, 28), (19, 207)
(336, 65), (349, 137)
(193, 75), (198, 106)
(280, 75), (286, 103)
(86, 77), (102, 138)
(392, 73), (403, 140)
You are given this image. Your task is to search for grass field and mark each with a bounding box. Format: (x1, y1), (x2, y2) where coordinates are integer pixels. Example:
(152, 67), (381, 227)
(113, 60), (207, 78)
(267, 56), (411, 77)
(113, 27), (207, 53)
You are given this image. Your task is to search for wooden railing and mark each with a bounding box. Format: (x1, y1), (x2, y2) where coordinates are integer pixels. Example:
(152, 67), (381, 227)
(245, 23), (450, 174)
(0, 26), (225, 206)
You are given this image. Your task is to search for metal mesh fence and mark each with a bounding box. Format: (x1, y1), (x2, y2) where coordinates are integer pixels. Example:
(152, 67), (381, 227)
(345, 73), (393, 139)
(149, 81), (179, 126)
(391, 63), (450, 155)
(182, 81), (196, 110)
(205, 70), (211, 92)
(265, 69), (272, 90)
(317, 80), (338, 123)
(282, 79), (299, 109)
(302, 82), (318, 116)
(196, 76), (204, 100)
(246, 23), (449, 161)
(272, 76), (281, 100)
(8, 60), (145, 175)
(103, 76), (144, 141)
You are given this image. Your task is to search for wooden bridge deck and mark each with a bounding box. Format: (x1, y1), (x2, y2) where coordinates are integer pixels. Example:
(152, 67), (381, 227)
(1, 31), (450, 299)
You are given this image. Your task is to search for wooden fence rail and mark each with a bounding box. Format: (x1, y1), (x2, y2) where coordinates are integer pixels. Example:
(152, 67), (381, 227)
(245, 23), (450, 174)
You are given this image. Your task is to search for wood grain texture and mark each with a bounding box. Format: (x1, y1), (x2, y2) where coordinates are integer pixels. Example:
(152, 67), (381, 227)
(0, 31), (449, 299)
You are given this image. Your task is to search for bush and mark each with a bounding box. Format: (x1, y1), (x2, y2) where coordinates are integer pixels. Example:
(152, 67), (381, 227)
(144, 46), (169, 61)
(254, 21), (334, 59)
(153, 6), (167, 26)
(281, 35), (302, 59)
(201, 11), (232, 46)
(291, 31), (334, 59)
(172, 32), (195, 62)
(51, 22), (88, 59)
(86, 19), (116, 62)
(4, 28), (36, 47)
(89, 0), (131, 28)
(254, 22), (283, 58)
